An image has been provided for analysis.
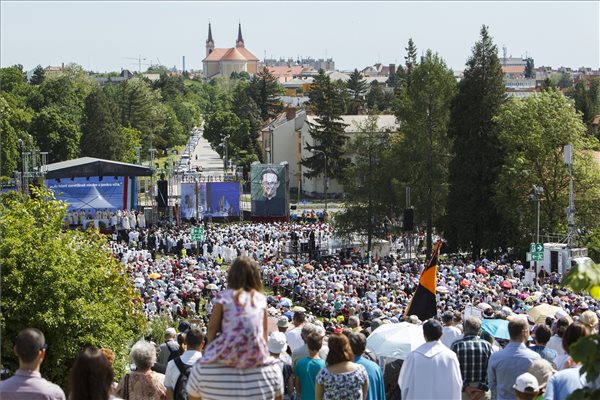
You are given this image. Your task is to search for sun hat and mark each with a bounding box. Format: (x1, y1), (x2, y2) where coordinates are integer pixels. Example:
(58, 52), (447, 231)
(277, 316), (290, 328)
(267, 332), (287, 354)
(528, 359), (556, 389)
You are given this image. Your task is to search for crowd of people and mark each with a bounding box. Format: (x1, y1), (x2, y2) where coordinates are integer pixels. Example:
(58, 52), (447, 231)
(1, 219), (599, 400)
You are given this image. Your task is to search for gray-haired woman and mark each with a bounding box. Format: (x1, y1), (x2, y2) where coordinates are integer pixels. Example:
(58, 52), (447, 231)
(116, 340), (166, 400)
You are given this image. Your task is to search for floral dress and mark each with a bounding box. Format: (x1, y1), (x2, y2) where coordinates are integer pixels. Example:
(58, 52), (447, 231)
(200, 288), (273, 368)
(316, 364), (368, 400)
(116, 370), (166, 400)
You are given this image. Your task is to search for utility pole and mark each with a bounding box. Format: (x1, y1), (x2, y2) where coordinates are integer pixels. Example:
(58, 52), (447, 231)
(564, 144), (577, 247)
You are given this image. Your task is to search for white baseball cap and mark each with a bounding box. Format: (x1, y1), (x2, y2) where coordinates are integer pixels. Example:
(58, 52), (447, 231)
(513, 372), (539, 393)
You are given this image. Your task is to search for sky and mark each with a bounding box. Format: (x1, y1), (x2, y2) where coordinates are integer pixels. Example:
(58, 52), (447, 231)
(1, 1), (599, 73)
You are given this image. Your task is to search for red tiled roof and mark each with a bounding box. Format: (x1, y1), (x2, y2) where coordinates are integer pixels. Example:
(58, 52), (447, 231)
(268, 66), (304, 78)
(203, 47), (259, 62)
(502, 65), (526, 74)
(203, 49), (228, 62)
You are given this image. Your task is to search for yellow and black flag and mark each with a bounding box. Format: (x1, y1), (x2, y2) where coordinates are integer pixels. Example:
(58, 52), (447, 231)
(405, 241), (442, 321)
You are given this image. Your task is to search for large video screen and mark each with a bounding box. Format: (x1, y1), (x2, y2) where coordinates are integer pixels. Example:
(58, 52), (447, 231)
(251, 164), (289, 217)
(180, 182), (239, 219)
(206, 182), (240, 217)
(46, 176), (125, 211)
(180, 182), (207, 220)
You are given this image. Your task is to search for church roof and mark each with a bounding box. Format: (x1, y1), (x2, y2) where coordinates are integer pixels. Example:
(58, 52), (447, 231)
(203, 47), (259, 62)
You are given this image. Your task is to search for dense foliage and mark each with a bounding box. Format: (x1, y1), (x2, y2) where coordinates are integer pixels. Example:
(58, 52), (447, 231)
(0, 187), (146, 388)
(445, 25), (507, 257)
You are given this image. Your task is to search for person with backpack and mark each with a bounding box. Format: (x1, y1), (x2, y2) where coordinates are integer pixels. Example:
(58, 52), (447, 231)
(164, 327), (205, 400)
(158, 328), (180, 368)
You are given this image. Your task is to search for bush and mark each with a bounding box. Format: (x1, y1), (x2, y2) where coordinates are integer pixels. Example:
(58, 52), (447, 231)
(0, 187), (146, 388)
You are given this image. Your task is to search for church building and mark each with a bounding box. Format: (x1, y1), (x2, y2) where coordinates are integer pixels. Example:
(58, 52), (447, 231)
(203, 23), (260, 80)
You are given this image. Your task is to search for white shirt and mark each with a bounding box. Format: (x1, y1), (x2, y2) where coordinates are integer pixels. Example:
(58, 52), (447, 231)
(285, 326), (304, 352)
(440, 325), (463, 348)
(163, 350), (203, 389)
(547, 335), (566, 355)
(398, 340), (462, 400)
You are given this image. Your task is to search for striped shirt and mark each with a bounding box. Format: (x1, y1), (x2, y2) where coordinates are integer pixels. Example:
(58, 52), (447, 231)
(451, 335), (493, 391)
(186, 362), (284, 399)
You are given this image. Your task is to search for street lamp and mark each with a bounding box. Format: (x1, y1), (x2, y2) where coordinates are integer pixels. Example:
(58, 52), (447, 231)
(312, 149), (328, 212)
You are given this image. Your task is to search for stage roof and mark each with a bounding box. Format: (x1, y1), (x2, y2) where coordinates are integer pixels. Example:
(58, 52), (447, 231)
(45, 157), (153, 179)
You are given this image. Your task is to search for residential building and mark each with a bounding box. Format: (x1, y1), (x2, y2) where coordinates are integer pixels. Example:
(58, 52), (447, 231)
(261, 108), (306, 192)
(264, 57), (335, 71)
(202, 23), (259, 80)
(300, 115), (399, 198)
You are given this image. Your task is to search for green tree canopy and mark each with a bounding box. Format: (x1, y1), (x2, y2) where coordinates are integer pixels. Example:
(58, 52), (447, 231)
(248, 67), (284, 121)
(30, 65), (46, 85)
(445, 25), (506, 256)
(493, 90), (600, 250)
(302, 70), (349, 180)
(347, 69), (367, 115)
(337, 114), (397, 251)
(80, 88), (126, 160)
(0, 188), (146, 388)
(395, 50), (457, 254)
(30, 106), (80, 162)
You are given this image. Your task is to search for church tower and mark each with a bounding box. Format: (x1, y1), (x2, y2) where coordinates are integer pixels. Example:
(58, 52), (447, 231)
(235, 22), (245, 48)
(206, 22), (214, 56)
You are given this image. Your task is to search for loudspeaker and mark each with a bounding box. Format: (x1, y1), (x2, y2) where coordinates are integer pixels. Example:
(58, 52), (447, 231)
(156, 180), (168, 207)
(403, 208), (414, 231)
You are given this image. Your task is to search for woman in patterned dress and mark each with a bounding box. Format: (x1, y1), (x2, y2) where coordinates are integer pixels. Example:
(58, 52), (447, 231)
(315, 334), (368, 400)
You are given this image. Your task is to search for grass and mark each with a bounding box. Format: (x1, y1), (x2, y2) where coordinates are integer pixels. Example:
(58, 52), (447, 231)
(154, 145), (186, 169)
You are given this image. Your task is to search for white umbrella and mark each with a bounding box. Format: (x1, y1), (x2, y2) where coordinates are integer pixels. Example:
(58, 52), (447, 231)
(436, 286), (449, 294)
(366, 322), (425, 360)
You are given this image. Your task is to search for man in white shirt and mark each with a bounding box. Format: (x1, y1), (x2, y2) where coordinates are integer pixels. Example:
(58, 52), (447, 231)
(440, 311), (463, 348)
(398, 319), (462, 400)
(164, 327), (204, 400)
(286, 311), (306, 352)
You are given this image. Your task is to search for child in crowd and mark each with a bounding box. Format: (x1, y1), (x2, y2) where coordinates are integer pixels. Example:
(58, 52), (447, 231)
(200, 256), (274, 368)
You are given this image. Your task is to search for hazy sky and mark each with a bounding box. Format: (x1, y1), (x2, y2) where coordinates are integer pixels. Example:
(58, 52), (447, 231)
(2, 1), (599, 73)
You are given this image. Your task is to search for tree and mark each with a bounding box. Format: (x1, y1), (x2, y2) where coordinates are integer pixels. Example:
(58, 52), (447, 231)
(337, 114), (395, 251)
(248, 67), (284, 121)
(156, 104), (185, 150)
(557, 72), (573, 88)
(524, 58), (535, 79)
(108, 78), (165, 149)
(0, 66), (27, 94)
(562, 262), (600, 400)
(301, 70), (349, 184)
(366, 81), (386, 112)
(573, 80), (593, 123)
(232, 82), (262, 158)
(445, 25), (506, 257)
(30, 106), (80, 162)
(347, 69), (367, 114)
(30, 65), (45, 85)
(0, 97), (19, 178)
(120, 126), (142, 164)
(0, 187), (146, 388)
(0, 94), (32, 178)
(493, 89), (600, 251)
(203, 110), (258, 173)
(80, 88), (126, 160)
(395, 50), (457, 255)
(405, 38), (418, 76)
